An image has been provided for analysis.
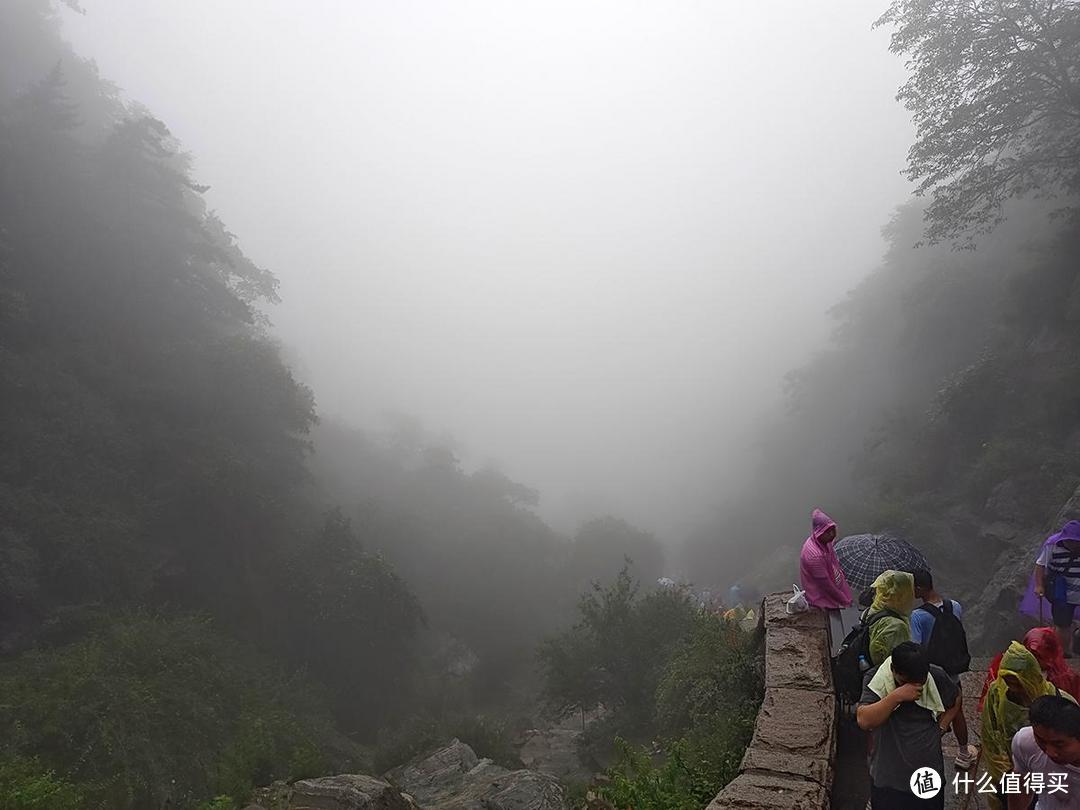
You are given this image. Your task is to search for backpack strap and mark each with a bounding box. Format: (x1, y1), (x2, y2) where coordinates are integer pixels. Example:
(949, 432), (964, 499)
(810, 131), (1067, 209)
(866, 608), (902, 626)
(916, 601), (955, 618)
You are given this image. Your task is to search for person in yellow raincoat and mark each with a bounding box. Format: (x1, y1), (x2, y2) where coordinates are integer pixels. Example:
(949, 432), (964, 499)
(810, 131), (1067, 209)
(864, 570), (916, 666)
(980, 641), (1076, 809)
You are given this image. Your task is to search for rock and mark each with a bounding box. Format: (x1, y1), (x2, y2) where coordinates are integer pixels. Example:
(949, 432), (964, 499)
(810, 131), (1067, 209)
(385, 740), (568, 810)
(740, 747), (830, 788)
(289, 774), (414, 810)
(965, 540), (1039, 653)
(765, 624), (830, 692)
(518, 728), (590, 784)
(761, 593), (828, 632)
(706, 772), (828, 809)
(1055, 482), (1080, 525)
(985, 480), (1026, 522)
(474, 768), (568, 810)
(748, 695), (835, 757)
(383, 739), (479, 805)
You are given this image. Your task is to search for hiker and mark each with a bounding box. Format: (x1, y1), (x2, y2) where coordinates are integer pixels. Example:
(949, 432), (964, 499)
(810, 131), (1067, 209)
(865, 570), (915, 666)
(799, 508), (852, 609)
(1028, 520), (1080, 657)
(979, 627), (1080, 712)
(857, 641), (959, 809)
(910, 569), (976, 769)
(1007, 694), (1080, 809)
(982, 642), (1077, 808)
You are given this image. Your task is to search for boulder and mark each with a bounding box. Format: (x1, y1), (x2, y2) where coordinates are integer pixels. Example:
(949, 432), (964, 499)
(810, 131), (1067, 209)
(965, 540), (1040, 653)
(385, 740), (568, 810)
(289, 774), (415, 810)
(518, 728), (591, 784)
(383, 739), (479, 805)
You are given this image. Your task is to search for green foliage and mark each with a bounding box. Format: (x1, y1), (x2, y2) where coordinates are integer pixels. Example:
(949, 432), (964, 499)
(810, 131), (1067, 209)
(0, 614), (337, 809)
(311, 418), (576, 705)
(876, 0), (1080, 244)
(539, 568), (698, 734)
(598, 739), (705, 810)
(194, 799), (236, 810)
(0, 757), (84, 810)
(592, 614), (763, 810)
(277, 510), (423, 734)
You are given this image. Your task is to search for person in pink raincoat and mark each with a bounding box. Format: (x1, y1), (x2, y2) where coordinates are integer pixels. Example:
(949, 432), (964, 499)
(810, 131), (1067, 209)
(799, 508), (853, 609)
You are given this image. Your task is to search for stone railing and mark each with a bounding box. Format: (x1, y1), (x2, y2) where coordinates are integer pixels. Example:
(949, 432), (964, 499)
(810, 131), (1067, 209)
(706, 593), (836, 809)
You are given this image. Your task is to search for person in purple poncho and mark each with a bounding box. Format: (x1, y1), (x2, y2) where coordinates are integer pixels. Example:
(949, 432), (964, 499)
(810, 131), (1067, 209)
(799, 508), (853, 609)
(1021, 520), (1080, 658)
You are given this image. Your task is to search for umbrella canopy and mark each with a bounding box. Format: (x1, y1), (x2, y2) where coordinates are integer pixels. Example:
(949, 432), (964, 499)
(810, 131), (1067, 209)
(834, 533), (930, 591)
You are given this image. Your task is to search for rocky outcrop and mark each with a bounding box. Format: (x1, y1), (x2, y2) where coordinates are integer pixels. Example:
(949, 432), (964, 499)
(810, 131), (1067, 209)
(289, 774), (418, 810)
(385, 739), (568, 810)
(249, 740), (566, 810)
(247, 775), (418, 810)
(706, 594), (835, 810)
(966, 481), (1080, 653)
(518, 727), (592, 784)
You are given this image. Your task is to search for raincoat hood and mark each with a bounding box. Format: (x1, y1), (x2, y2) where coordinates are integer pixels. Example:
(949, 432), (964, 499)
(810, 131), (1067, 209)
(981, 641), (1063, 783)
(811, 509), (837, 544)
(999, 641), (1055, 700)
(978, 627), (1080, 711)
(1024, 626), (1064, 671)
(870, 570), (915, 616)
(1061, 520), (1080, 542)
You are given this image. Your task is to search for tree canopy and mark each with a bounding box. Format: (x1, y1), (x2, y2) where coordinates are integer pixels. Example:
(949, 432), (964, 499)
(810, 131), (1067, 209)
(877, 0), (1080, 243)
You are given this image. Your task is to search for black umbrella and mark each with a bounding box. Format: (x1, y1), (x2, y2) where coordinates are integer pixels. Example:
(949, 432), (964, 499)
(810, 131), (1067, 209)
(834, 533), (930, 591)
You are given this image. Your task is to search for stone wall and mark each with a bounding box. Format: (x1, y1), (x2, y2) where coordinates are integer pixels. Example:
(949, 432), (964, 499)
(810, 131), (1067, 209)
(706, 593), (836, 810)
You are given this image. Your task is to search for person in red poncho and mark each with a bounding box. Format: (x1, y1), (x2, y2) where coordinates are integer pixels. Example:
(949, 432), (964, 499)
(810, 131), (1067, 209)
(978, 626), (1080, 712)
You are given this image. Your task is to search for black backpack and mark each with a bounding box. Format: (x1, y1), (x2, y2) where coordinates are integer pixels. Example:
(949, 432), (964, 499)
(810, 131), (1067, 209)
(917, 600), (971, 676)
(834, 608), (901, 703)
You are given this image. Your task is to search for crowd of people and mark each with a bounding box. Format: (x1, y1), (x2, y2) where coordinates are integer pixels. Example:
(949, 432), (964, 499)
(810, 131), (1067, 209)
(798, 510), (1080, 810)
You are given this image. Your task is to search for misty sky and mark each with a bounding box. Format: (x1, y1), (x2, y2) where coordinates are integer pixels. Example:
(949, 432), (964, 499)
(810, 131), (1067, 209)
(60, 1), (914, 540)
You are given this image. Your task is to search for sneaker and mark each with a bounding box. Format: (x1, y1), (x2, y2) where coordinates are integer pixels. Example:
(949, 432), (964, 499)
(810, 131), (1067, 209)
(954, 744), (977, 770)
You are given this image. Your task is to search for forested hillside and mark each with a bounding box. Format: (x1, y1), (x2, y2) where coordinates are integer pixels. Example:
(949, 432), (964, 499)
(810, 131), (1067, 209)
(6, 0), (1080, 807)
(0, 3), (670, 807)
(685, 1), (1080, 645)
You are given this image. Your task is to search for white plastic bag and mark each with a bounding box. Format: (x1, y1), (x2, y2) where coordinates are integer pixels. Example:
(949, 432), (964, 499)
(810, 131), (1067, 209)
(785, 584), (809, 614)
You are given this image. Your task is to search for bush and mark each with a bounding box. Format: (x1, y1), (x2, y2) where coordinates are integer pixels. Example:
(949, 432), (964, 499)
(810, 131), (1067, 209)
(597, 738), (713, 810)
(0, 757), (84, 810)
(594, 612), (764, 809)
(539, 568), (698, 734)
(0, 613), (336, 809)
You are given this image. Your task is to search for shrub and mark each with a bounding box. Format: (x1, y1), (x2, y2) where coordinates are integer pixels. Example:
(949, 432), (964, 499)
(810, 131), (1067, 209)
(0, 613), (335, 809)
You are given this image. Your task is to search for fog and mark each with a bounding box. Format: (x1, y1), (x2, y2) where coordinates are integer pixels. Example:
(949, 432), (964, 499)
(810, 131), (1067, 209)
(60, 1), (914, 539)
